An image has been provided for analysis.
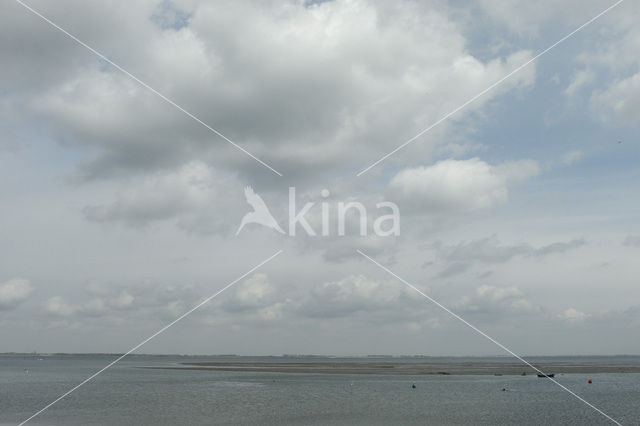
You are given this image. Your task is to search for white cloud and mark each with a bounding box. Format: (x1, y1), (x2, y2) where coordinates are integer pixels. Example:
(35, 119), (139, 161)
(558, 307), (590, 322)
(114, 291), (135, 309)
(476, 284), (523, 301)
(389, 158), (539, 213)
(44, 296), (77, 317)
(591, 72), (640, 123)
(0, 278), (33, 309)
(229, 273), (274, 309)
(565, 69), (594, 97)
(456, 284), (540, 316)
(301, 275), (415, 319)
(562, 150), (583, 166)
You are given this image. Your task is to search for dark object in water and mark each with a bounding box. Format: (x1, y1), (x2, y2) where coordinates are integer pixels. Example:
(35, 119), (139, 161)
(537, 373), (555, 378)
(411, 383), (416, 389)
(502, 388), (506, 392)
(521, 372), (526, 376)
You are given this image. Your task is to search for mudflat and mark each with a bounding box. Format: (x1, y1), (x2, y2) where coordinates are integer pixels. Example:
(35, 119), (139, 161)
(141, 359), (640, 375)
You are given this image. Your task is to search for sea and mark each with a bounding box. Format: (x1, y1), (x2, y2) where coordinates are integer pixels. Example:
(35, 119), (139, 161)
(1, 355), (639, 425)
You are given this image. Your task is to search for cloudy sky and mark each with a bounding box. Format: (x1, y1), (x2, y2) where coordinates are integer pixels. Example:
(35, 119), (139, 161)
(1, 0), (639, 356)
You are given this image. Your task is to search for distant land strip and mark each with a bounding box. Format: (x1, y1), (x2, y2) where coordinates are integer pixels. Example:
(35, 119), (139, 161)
(138, 361), (640, 376)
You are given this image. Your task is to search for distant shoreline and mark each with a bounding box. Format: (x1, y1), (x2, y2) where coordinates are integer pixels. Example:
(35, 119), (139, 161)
(140, 360), (640, 376)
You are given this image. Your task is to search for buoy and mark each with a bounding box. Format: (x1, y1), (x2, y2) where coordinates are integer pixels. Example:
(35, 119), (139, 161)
(412, 383), (416, 389)
(588, 379), (592, 384)
(502, 388), (506, 392)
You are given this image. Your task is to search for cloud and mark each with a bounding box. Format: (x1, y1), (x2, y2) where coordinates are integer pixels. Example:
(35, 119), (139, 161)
(222, 274), (278, 313)
(565, 69), (594, 97)
(82, 161), (244, 234)
(296, 274), (426, 323)
(562, 150), (583, 166)
(83, 161), (215, 225)
(0, 278), (33, 309)
(558, 307), (590, 323)
(43, 288), (138, 320)
(389, 158), (539, 214)
(568, 9), (640, 124)
(534, 239), (586, 256)
(455, 284), (541, 317)
(320, 236), (395, 263)
(623, 235), (640, 247)
(591, 73), (640, 123)
(2, 0), (537, 181)
(436, 261), (472, 278)
(476, 0), (620, 36)
(44, 296), (77, 317)
(151, 0), (191, 30)
(439, 236), (584, 262)
(431, 236), (586, 277)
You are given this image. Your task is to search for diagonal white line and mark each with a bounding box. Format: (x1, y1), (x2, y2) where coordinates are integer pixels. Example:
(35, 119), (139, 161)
(18, 249), (283, 426)
(356, 0), (625, 176)
(13, 0), (283, 177)
(357, 249), (622, 426)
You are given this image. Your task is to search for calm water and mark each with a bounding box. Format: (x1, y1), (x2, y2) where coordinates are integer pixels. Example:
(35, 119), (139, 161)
(1, 355), (639, 425)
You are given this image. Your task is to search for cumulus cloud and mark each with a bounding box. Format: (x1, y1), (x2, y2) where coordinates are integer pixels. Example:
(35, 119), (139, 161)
(301, 275), (398, 318)
(2, 0), (638, 355)
(44, 296), (77, 317)
(455, 284), (541, 317)
(567, 6), (640, 124)
(294, 275), (434, 328)
(43, 288), (138, 320)
(222, 274), (279, 314)
(83, 161), (215, 224)
(82, 161), (245, 234)
(558, 307), (590, 323)
(389, 158), (539, 214)
(591, 73), (640, 123)
(0, 278), (33, 309)
(2, 0), (538, 181)
(562, 150), (583, 166)
(565, 69), (594, 97)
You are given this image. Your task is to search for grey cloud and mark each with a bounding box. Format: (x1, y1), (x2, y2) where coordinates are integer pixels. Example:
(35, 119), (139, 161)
(533, 239), (586, 257)
(436, 262), (472, 279)
(82, 161), (246, 235)
(431, 236), (586, 277)
(439, 236), (585, 263)
(321, 237), (395, 263)
(623, 235), (640, 247)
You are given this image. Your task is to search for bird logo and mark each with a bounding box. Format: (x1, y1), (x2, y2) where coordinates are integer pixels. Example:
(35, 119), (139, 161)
(236, 186), (285, 235)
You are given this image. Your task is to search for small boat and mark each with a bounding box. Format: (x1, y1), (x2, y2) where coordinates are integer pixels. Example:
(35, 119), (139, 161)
(537, 373), (555, 378)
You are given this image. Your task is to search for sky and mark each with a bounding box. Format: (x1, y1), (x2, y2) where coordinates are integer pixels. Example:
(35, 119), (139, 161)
(1, 0), (639, 356)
